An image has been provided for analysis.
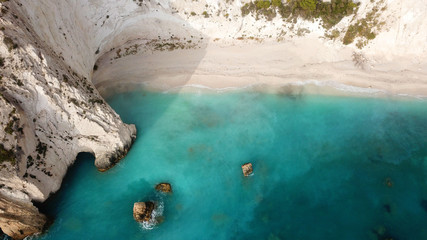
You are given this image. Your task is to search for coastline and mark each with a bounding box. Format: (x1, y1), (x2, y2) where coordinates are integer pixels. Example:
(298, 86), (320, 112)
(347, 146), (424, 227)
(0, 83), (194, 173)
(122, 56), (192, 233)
(93, 41), (427, 100)
(102, 81), (427, 104)
(2, 0), (427, 238)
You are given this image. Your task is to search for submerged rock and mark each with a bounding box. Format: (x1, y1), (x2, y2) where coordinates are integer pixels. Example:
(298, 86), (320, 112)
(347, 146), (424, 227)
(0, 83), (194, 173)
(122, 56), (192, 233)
(242, 163), (253, 177)
(385, 177), (393, 188)
(155, 216), (165, 225)
(372, 225), (399, 240)
(155, 183), (172, 193)
(133, 202), (155, 222)
(383, 204), (392, 213)
(421, 199), (427, 212)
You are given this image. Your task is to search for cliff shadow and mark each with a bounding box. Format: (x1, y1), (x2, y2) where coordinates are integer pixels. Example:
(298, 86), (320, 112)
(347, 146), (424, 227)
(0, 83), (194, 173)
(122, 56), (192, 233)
(91, 2), (209, 143)
(34, 152), (96, 219)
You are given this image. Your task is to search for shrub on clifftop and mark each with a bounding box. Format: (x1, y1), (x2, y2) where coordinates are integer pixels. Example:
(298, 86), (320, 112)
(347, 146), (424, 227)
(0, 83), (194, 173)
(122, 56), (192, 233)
(299, 0), (317, 12)
(256, 0), (271, 9)
(242, 0), (359, 29)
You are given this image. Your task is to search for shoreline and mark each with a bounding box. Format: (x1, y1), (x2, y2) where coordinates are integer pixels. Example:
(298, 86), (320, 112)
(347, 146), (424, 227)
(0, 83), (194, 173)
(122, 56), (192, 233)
(93, 41), (427, 100)
(102, 81), (427, 103)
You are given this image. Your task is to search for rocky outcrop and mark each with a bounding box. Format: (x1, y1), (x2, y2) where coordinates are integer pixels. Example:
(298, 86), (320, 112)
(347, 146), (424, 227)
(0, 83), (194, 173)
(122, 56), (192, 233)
(0, 0), (207, 236)
(242, 163), (253, 177)
(0, 0), (142, 237)
(97, 139), (136, 172)
(421, 200), (427, 213)
(155, 183), (172, 193)
(133, 202), (155, 223)
(0, 193), (48, 240)
(0, 1), (139, 198)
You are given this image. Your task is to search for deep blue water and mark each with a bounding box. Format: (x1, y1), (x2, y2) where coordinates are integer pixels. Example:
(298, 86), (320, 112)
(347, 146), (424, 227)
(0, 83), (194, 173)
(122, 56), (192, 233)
(36, 90), (427, 240)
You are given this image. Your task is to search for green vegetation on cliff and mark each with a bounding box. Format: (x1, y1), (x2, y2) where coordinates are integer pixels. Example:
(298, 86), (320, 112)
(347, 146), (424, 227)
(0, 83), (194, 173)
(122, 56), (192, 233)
(242, 0), (359, 29)
(0, 144), (16, 165)
(241, 0), (388, 47)
(342, 0), (386, 47)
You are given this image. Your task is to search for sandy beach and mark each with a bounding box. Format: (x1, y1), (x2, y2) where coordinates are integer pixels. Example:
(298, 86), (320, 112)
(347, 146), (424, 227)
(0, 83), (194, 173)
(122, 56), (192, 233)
(90, 0), (427, 99)
(93, 39), (427, 98)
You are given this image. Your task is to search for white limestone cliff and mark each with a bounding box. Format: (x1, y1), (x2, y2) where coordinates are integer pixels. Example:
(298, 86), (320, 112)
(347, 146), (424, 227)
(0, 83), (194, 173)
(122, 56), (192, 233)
(0, 0), (426, 238)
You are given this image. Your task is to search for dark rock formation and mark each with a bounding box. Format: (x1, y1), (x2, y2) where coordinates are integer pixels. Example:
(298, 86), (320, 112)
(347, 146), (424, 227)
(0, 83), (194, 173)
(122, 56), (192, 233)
(133, 202), (155, 222)
(421, 199), (427, 212)
(372, 225), (399, 240)
(155, 183), (172, 193)
(242, 163), (253, 177)
(97, 136), (136, 172)
(384, 177), (393, 187)
(0, 193), (48, 240)
(383, 204), (391, 213)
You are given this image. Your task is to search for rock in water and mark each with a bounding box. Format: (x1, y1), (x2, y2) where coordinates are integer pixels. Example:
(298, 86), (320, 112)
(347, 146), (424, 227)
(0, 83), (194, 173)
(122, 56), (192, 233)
(242, 163), (253, 177)
(421, 199), (427, 212)
(385, 177), (393, 187)
(155, 183), (172, 193)
(133, 202), (155, 222)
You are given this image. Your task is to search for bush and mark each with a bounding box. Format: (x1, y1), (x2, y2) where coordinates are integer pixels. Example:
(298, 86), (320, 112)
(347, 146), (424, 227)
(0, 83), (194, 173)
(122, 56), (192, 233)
(343, 18), (378, 46)
(325, 29), (341, 40)
(299, 0), (316, 12)
(0, 144), (16, 165)
(242, 1), (276, 20)
(367, 31), (376, 40)
(255, 0), (271, 9)
(3, 37), (17, 51)
(4, 119), (14, 134)
(343, 24), (357, 44)
(272, 0), (282, 7)
(242, 0), (359, 28)
(241, 2), (256, 16)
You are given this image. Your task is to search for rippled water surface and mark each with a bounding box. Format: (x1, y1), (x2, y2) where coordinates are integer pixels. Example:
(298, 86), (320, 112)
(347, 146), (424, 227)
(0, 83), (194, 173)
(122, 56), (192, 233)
(37, 90), (427, 240)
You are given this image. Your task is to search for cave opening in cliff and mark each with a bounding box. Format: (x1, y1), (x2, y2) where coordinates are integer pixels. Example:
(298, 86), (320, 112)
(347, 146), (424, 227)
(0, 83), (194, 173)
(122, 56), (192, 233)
(34, 152), (96, 219)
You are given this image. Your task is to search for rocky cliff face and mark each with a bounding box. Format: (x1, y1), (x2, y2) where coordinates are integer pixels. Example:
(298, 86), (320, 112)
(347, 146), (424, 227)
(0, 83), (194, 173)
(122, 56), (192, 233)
(0, 0), (426, 238)
(0, 0), (207, 237)
(0, 193), (48, 239)
(0, 0), (146, 237)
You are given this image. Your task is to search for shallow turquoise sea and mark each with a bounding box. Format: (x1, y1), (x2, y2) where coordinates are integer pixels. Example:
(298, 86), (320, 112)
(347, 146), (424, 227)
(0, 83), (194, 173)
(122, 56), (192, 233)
(36, 90), (427, 240)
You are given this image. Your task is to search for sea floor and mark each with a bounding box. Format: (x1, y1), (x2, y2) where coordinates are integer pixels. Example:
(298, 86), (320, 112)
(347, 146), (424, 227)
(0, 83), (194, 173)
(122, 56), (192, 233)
(37, 89), (427, 240)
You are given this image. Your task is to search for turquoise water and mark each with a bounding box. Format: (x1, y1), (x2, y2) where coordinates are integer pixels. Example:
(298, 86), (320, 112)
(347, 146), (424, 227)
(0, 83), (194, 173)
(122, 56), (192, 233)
(36, 90), (427, 240)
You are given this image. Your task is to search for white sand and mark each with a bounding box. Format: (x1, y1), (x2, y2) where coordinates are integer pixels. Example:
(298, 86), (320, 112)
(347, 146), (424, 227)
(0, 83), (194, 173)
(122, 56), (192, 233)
(93, 38), (427, 98)
(92, 0), (427, 98)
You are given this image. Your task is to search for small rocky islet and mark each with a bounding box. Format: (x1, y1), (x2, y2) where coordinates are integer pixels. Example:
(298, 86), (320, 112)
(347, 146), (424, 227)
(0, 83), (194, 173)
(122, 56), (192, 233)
(133, 201), (156, 222)
(133, 164), (254, 224)
(133, 182), (173, 223)
(242, 162), (253, 177)
(155, 183), (173, 193)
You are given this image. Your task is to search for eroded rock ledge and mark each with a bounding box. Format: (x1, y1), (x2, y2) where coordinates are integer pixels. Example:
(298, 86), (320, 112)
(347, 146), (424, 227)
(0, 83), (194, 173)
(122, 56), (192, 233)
(0, 193), (48, 239)
(0, 0), (142, 238)
(1, 0), (206, 236)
